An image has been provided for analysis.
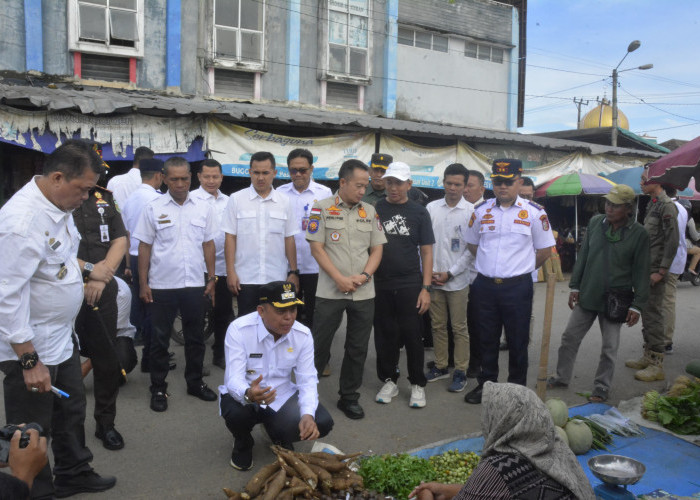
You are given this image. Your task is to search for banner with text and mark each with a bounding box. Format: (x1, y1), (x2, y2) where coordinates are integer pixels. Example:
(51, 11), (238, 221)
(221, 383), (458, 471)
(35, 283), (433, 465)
(206, 119), (375, 179)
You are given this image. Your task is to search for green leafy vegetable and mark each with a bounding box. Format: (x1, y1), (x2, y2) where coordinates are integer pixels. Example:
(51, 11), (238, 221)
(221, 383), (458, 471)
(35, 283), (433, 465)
(642, 379), (700, 435)
(358, 453), (435, 499)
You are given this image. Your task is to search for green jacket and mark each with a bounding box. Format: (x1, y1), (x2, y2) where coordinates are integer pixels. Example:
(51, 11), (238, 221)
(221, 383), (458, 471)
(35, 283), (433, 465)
(644, 191), (679, 272)
(570, 214), (650, 313)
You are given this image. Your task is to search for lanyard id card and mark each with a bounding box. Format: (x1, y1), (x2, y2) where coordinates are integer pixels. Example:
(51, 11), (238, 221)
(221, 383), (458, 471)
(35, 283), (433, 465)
(100, 224), (110, 243)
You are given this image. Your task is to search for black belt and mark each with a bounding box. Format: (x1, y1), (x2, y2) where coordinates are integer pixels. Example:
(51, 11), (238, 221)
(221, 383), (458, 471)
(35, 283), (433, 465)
(477, 273), (530, 285)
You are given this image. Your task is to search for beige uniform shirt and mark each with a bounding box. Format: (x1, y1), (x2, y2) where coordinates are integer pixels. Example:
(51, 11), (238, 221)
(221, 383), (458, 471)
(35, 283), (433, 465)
(306, 194), (386, 300)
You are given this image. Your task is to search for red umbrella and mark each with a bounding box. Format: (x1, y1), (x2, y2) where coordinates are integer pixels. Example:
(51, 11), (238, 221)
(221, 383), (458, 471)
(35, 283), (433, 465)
(647, 136), (700, 189)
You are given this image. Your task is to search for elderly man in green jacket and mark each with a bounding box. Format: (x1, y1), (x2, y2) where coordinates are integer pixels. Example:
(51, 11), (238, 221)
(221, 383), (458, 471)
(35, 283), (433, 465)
(548, 185), (650, 402)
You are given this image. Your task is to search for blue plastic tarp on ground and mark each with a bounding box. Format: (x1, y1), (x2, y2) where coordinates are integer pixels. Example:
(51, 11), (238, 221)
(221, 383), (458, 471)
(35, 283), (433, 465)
(410, 403), (700, 497)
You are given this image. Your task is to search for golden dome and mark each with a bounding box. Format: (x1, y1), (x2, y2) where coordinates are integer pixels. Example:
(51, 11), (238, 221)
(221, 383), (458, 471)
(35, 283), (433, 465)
(580, 100), (629, 130)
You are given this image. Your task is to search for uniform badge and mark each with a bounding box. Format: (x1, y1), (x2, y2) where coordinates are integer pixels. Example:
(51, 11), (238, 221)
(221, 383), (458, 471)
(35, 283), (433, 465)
(158, 214), (168, 219)
(540, 214), (550, 231)
(358, 207), (367, 218)
(307, 219), (319, 234)
(468, 213), (477, 228)
(311, 207), (322, 216)
(95, 192), (102, 199)
(489, 226), (495, 231)
(482, 214), (493, 220)
(56, 264), (67, 280)
(376, 214), (383, 231)
(287, 347), (294, 353)
(518, 210), (528, 219)
(330, 231), (340, 241)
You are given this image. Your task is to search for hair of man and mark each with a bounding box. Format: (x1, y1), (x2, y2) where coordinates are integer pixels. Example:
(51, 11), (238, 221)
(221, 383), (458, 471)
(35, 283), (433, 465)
(201, 158), (223, 173)
(663, 185), (677, 198)
(43, 139), (104, 180)
(338, 159), (369, 181)
(133, 146), (154, 164)
(163, 156), (190, 176)
(250, 151), (276, 169)
(468, 170), (485, 186)
(444, 163), (470, 184)
(520, 176), (535, 189)
(286, 148), (313, 166)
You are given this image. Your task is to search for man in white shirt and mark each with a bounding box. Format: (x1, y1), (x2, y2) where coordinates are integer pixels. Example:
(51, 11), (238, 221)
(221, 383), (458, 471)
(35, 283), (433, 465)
(134, 157), (218, 412)
(0, 140), (116, 498)
(106, 146), (154, 210)
(276, 149), (332, 329)
(192, 159), (232, 370)
(663, 189), (690, 354)
(426, 164), (474, 393)
(219, 281), (333, 471)
(120, 158), (163, 372)
(222, 151), (300, 316)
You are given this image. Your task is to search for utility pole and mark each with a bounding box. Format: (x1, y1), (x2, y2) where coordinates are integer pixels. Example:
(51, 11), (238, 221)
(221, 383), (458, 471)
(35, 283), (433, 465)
(573, 97), (589, 129)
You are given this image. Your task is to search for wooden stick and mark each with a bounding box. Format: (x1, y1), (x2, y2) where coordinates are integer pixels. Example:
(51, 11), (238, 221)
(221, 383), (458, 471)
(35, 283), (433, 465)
(536, 272), (557, 401)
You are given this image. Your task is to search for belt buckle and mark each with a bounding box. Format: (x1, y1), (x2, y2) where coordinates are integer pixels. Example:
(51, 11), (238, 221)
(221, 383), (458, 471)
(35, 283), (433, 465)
(494, 278), (503, 284)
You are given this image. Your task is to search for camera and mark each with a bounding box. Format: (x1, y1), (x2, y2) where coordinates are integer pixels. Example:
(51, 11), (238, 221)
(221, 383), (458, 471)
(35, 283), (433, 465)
(0, 423), (43, 463)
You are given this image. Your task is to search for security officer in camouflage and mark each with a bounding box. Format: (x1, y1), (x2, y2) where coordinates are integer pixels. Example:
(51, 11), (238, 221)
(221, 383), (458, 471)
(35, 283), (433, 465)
(625, 167), (679, 382)
(73, 184), (128, 450)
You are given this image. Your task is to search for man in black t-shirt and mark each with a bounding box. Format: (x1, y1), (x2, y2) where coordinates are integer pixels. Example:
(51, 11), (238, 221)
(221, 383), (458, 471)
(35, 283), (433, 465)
(373, 162), (435, 409)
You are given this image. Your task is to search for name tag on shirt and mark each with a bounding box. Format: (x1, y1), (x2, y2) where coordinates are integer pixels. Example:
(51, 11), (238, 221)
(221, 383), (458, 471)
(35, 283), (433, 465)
(249, 353), (263, 358)
(451, 238), (460, 252)
(100, 224), (110, 242)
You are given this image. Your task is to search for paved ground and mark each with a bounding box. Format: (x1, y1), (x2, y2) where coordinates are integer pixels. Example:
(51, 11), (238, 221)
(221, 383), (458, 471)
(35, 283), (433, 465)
(2, 276), (699, 498)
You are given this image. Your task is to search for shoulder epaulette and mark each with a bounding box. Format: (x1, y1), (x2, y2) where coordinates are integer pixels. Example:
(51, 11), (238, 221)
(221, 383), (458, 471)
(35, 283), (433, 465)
(528, 200), (544, 210)
(474, 200), (487, 210)
(95, 185), (112, 193)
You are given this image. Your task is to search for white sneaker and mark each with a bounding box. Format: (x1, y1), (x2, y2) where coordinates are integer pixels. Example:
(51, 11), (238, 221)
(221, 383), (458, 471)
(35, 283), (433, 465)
(375, 380), (399, 404)
(409, 385), (426, 408)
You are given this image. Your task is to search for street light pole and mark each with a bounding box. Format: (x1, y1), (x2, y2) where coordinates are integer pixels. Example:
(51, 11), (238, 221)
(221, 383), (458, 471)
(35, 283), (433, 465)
(611, 40), (652, 147)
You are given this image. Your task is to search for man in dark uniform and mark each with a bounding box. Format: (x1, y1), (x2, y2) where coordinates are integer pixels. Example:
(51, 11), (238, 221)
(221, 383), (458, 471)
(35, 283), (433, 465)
(73, 182), (128, 450)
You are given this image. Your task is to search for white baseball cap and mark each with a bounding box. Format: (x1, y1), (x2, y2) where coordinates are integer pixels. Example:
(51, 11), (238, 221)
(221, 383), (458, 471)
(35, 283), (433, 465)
(383, 161), (412, 182)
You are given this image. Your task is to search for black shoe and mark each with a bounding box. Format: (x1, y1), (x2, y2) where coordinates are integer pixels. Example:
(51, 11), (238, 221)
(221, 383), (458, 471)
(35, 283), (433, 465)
(499, 341), (509, 351)
(54, 471), (116, 498)
(150, 391), (168, 412)
(95, 427), (124, 451)
(213, 357), (226, 370)
(230, 435), (254, 471)
(466, 366), (480, 378)
(665, 343), (673, 354)
(464, 384), (483, 405)
(337, 399), (365, 419)
(187, 383), (217, 401)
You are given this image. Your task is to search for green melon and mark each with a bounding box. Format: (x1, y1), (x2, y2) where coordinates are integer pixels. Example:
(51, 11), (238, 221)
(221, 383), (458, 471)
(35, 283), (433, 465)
(564, 419), (593, 455)
(545, 398), (569, 427)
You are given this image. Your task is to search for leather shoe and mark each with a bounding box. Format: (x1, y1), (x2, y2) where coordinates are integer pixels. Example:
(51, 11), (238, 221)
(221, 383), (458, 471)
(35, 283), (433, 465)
(150, 391), (168, 412)
(337, 399), (365, 419)
(187, 383), (217, 401)
(464, 384), (483, 405)
(95, 427), (124, 451)
(54, 470), (116, 498)
(213, 357), (226, 370)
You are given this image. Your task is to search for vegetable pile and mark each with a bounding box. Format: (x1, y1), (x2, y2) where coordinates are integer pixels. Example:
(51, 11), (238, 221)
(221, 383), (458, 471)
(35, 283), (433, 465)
(222, 446), (377, 499)
(357, 453), (435, 500)
(428, 450), (480, 484)
(642, 376), (700, 435)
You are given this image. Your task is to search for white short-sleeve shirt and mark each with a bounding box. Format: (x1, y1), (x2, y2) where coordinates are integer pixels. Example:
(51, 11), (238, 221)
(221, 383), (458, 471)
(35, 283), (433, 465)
(107, 168), (141, 210)
(133, 192), (216, 289)
(277, 180), (333, 275)
(121, 184), (161, 256)
(191, 187), (230, 276)
(221, 186), (299, 284)
(465, 196), (555, 279)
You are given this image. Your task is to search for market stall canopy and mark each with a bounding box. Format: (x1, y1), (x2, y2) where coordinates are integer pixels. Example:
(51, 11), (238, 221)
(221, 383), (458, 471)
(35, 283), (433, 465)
(602, 166), (693, 196)
(647, 136), (700, 189)
(535, 172), (617, 198)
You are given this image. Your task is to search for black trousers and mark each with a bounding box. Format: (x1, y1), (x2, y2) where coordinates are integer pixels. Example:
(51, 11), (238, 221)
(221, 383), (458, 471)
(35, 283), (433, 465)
(220, 392), (333, 449)
(472, 274), (533, 386)
(1, 347), (94, 499)
(236, 284), (263, 317)
(129, 254), (152, 360)
(373, 286), (427, 387)
(312, 298), (374, 402)
(211, 276), (234, 362)
(150, 287), (206, 392)
(467, 286), (480, 370)
(297, 273), (319, 329)
(74, 279), (120, 431)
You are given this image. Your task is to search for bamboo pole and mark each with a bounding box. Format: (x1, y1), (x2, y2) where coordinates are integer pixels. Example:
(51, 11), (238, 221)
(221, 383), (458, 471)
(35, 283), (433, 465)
(536, 272), (557, 401)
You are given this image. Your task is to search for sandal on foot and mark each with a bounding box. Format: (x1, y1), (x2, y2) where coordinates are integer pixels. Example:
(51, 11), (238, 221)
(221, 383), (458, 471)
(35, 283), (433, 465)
(588, 389), (608, 403)
(546, 376), (568, 390)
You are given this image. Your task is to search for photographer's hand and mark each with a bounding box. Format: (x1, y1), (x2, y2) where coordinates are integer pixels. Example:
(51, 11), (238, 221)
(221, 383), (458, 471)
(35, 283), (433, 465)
(9, 428), (47, 488)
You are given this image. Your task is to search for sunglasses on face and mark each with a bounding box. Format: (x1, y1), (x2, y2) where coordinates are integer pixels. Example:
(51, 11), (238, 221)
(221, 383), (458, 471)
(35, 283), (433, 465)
(492, 178), (515, 187)
(289, 168), (310, 175)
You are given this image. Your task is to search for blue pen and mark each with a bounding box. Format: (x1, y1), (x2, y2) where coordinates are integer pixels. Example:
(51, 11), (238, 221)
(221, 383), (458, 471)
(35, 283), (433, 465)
(51, 386), (70, 398)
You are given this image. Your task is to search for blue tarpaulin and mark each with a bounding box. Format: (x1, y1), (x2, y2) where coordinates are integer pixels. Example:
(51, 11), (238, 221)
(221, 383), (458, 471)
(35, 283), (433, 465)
(410, 403), (700, 497)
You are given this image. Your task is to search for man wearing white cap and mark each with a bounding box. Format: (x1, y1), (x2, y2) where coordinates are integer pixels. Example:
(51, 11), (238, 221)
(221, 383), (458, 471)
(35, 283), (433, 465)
(373, 162), (435, 408)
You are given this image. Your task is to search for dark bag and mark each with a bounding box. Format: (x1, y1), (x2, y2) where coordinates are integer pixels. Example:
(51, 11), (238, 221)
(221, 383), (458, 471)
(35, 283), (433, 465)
(604, 288), (635, 322)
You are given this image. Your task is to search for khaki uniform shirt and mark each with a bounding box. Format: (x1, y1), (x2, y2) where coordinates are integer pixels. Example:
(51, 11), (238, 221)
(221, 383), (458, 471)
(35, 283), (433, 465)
(306, 194), (386, 300)
(644, 191), (679, 272)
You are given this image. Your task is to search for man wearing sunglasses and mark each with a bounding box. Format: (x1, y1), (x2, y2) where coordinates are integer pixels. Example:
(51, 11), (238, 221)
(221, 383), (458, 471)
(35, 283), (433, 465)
(463, 159), (555, 404)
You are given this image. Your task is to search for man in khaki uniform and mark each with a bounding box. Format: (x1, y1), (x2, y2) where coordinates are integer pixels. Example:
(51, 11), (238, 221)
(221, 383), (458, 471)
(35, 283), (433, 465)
(625, 167), (679, 381)
(307, 159), (386, 420)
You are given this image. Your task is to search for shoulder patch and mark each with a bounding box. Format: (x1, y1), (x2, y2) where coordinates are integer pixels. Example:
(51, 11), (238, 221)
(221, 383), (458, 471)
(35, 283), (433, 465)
(528, 200), (544, 210)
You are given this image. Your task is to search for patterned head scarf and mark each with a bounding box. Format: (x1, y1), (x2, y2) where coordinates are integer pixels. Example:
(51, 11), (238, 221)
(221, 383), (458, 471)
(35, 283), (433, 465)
(481, 382), (595, 500)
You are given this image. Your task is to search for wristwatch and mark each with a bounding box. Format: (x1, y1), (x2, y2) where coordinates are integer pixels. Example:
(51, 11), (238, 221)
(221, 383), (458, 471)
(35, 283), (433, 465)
(287, 269), (300, 277)
(446, 271), (454, 281)
(19, 351), (40, 370)
(82, 262), (94, 278)
(421, 285), (432, 292)
(243, 388), (253, 404)
(361, 272), (372, 283)
(207, 275), (218, 283)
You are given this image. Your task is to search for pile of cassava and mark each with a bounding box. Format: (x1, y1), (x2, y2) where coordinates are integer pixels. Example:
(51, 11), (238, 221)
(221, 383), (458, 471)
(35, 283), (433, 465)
(222, 446), (389, 500)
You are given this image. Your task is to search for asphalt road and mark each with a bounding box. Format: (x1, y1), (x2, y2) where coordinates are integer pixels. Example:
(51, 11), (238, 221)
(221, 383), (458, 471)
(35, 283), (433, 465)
(2, 276), (699, 499)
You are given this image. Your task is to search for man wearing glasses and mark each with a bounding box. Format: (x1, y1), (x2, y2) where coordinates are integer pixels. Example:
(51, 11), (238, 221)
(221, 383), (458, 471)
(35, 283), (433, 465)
(463, 159), (555, 404)
(277, 149), (332, 329)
